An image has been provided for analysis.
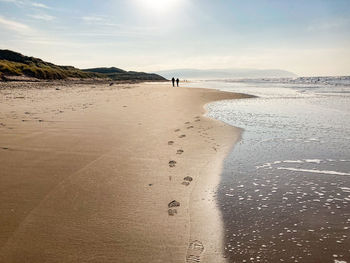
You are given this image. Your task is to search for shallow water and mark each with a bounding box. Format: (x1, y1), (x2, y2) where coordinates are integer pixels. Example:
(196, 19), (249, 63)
(189, 80), (350, 263)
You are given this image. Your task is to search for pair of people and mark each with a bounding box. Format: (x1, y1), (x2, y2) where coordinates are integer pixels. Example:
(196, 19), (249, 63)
(171, 77), (179, 87)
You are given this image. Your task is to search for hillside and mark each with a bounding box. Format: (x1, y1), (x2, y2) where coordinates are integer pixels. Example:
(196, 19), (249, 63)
(83, 67), (166, 81)
(0, 50), (167, 81)
(156, 68), (297, 79)
(0, 49), (103, 80)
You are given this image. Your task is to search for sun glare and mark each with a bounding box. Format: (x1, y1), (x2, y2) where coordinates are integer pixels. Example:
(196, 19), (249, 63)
(135, 0), (182, 13)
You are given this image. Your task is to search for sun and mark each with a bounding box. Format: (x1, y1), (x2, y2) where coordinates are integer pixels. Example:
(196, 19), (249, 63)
(135, 0), (182, 13)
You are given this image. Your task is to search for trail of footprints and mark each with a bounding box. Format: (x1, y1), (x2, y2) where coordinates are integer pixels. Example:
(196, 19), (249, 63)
(167, 116), (206, 261)
(167, 116), (211, 201)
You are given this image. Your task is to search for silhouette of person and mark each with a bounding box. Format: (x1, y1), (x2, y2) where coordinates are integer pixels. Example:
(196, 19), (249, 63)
(176, 78), (179, 87)
(171, 77), (175, 87)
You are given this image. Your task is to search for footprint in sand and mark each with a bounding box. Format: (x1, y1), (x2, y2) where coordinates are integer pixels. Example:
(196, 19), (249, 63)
(184, 176), (193, 182)
(168, 209), (177, 216)
(195, 119), (200, 122)
(182, 176), (193, 186)
(179, 134), (186, 138)
(168, 200), (180, 216)
(176, 149), (184, 155)
(169, 160), (177, 167)
(168, 200), (180, 208)
(187, 126), (194, 129)
(174, 129), (180, 132)
(168, 141), (174, 145)
(186, 240), (204, 263)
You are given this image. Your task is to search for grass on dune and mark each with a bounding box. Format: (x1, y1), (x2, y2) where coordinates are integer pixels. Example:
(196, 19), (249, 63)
(0, 60), (101, 80)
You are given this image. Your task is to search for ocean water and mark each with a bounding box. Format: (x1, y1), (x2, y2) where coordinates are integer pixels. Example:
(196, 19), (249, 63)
(189, 79), (350, 263)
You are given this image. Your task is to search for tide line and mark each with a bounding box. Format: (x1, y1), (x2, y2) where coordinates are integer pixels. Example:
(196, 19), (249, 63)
(277, 167), (350, 176)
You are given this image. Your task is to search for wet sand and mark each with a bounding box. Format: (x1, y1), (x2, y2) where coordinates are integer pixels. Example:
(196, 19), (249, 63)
(0, 81), (251, 263)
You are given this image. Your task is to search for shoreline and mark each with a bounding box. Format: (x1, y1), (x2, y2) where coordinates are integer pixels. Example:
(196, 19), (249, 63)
(0, 81), (253, 262)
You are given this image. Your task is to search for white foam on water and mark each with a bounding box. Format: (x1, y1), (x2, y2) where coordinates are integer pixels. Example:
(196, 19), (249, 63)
(283, 160), (303, 163)
(256, 163), (272, 169)
(255, 159), (350, 171)
(304, 159), (322, 164)
(340, 187), (350, 193)
(277, 167), (350, 176)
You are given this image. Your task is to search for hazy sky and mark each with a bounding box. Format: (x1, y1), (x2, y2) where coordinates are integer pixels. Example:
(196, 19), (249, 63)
(0, 0), (349, 76)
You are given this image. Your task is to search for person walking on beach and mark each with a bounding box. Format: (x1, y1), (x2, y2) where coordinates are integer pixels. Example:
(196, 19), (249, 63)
(171, 77), (175, 87)
(176, 78), (179, 87)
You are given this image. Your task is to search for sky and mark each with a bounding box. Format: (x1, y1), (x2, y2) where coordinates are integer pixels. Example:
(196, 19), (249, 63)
(0, 0), (349, 76)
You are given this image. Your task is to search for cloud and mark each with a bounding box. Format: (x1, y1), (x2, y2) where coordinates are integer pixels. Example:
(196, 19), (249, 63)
(80, 15), (161, 37)
(0, 15), (30, 33)
(31, 2), (50, 9)
(0, 0), (50, 9)
(307, 18), (350, 32)
(81, 16), (122, 27)
(0, 0), (22, 3)
(81, 15), (126, 27)
(82, 16), (106, 23)
(29, 14), (55, 21)
(0, 0), (24, 6)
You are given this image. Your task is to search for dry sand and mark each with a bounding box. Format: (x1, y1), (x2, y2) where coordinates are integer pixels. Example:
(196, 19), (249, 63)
(0, 81), (251, 263)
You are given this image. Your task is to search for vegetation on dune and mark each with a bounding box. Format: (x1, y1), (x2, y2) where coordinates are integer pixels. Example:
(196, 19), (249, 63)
(0, 50), (103, 80)
(83, 67), (127, 74)
(0, 50), (167, 81)
(83, 67), (167, 81)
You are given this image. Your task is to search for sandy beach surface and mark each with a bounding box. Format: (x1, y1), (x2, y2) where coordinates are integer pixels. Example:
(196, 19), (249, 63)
(0, 81), (251, 263)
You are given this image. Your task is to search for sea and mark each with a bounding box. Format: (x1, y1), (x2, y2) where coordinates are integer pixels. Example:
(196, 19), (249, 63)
(188, 77), (350, 263)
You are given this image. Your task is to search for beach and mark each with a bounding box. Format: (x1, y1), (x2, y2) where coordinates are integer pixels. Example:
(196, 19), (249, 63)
(0, 81), (251, 263)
